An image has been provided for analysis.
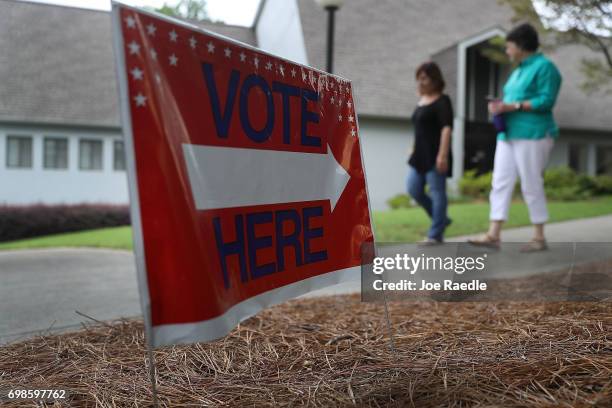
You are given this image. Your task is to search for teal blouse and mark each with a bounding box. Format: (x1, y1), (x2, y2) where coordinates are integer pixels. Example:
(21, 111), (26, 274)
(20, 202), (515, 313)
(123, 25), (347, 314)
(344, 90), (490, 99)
(498, 52), (562, 141)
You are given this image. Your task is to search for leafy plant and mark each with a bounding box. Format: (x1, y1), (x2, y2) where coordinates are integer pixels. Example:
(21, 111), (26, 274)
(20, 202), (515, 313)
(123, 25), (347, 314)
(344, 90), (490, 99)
(387, 194), (414, 209)
(0, 204), (130, 243)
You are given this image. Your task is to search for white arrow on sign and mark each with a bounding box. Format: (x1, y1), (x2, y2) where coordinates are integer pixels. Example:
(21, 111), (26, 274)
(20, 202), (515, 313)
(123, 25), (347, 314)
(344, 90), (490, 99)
(182, 143), (350, 211)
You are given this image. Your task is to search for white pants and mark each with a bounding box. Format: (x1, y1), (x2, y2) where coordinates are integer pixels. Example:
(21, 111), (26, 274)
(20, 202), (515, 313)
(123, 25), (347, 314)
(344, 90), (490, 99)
(490, 137), (554, 224)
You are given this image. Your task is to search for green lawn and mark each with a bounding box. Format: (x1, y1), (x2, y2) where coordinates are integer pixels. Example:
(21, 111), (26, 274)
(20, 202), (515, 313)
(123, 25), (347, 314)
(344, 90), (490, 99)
(375, 195), (612, 241)
(0, 226), (134, 251)
(1, 196), (611, 250)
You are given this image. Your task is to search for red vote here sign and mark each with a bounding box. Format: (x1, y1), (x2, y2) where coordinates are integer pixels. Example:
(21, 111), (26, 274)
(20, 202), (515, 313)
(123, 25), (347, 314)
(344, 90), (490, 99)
(112, 3), (374, 347)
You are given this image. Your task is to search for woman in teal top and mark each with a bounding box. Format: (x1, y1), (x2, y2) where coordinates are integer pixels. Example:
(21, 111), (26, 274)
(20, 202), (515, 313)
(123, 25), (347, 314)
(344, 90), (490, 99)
(469, 23), (562, 252)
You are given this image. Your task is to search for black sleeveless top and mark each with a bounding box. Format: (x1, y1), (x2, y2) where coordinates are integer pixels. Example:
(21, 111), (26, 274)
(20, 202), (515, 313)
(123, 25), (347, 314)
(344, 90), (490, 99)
(408, 94), (454, 177)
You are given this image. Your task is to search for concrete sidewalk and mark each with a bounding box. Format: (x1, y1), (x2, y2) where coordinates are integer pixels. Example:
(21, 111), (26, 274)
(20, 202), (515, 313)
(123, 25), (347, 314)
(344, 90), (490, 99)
(0, 248), (140, 345)
(306, 214), (612, 297)
(1, 215), (610, 344)
(450, 214), (612, 243)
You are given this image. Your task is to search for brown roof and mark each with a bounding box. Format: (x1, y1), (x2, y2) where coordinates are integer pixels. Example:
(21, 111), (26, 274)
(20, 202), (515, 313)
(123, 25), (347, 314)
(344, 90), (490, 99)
(296, 0), (612, 131)
(0, 0), (255, 128)
(296, 0), (517, 119)
(0, 0), (119, 127)
(1, 0), (610, 132)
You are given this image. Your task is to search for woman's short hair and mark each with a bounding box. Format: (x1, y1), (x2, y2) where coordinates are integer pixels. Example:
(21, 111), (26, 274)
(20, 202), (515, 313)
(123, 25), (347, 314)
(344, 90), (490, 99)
(506, 23), (540, 52)
(415, 61), (445, 93)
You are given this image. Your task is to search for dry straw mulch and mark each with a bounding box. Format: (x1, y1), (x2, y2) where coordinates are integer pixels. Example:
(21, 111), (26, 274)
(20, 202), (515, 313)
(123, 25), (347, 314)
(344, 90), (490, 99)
(0, 296), (610, 407)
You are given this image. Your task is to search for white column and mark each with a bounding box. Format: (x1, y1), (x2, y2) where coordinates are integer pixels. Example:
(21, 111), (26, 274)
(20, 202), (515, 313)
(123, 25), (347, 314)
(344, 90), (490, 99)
(70, 135), (80, 172)
(32, 133), (42, 170)
(450, 117), (464, 194)
(104, 136), (114, 173)
(0, 132), (5, 170)
(451, 41), (467, 194)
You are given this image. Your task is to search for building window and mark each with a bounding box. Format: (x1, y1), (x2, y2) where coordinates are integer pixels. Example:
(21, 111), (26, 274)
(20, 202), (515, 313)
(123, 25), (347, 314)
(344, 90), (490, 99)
(596, 146), (612, 175)
(44, 137), (68, 169)
(6, 135), (33, 168)
(568, 143), (588, 174)
(79, 139), (103, 170)
(113, 140), (126, 171)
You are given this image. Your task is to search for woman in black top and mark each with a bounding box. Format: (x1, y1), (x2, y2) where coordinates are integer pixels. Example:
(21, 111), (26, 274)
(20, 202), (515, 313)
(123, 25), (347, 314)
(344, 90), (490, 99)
(406, 61), (453, 244)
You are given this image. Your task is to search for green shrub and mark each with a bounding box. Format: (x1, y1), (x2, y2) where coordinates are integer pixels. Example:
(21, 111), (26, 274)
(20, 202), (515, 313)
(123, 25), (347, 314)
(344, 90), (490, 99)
(387, 194), (414, 209)
(394, 167), (611, 206)
(593, 175), (612, 195)
(543, 166), (578, 188)
(543, 167), (596, 200)
(0, 204), (130, 243)
(545, 185), (593, 201)
(459, 169), (493, 199)
(458, 166), (611, 201)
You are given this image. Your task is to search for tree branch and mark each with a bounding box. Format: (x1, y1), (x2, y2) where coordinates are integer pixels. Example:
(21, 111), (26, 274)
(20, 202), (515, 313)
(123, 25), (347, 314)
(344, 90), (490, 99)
(575, 18), (612, 69)
(594, 1), (612, 21)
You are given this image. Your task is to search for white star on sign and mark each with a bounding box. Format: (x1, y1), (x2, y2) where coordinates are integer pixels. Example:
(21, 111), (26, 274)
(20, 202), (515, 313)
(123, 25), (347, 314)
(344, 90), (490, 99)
(150, 49), (157, 60)
(348, 115), (354, 122)
(291, 68), (296, 77)
(239, 52), (246, 62)
(347, 100), (352, 109)
(224, 47), (232, 58)
(279, 65), (285, 76)
(330, 96), (335, 105)
(265, 61), (272, 70)
(169, 30), (178, 42)
(125, 16), (135, 28)
(207, 41), (215, 53)
(128, 41), (140, 55)
(134, 93), (147, 107)
(302, 71), (307, 81)
(169, 54), (178, 66)
(189, 36), (197, 49)
(338, 114), (343, 122)
(130, 67), (144, 80)
(351, 128), (356, 137)
(253, 56), (260, 68)
(146, 23), (156, 36)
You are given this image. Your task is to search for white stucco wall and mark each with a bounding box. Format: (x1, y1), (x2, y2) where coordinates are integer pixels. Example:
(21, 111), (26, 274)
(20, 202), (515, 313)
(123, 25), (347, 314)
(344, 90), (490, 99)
(548, 140), (568, 169)
(255, 0), (308, 65)
(0, 125), (128, 205)
(357, 117), (414, 211)
(550, 131), (612, 175)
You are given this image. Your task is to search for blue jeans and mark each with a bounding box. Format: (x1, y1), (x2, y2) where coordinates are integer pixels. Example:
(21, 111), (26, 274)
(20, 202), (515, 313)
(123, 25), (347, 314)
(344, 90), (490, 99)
(406, 166), (450, 241)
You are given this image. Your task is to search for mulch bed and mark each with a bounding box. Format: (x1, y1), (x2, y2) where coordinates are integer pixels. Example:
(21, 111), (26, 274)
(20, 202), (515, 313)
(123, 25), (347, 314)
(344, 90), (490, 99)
(0, 296), (610, 407)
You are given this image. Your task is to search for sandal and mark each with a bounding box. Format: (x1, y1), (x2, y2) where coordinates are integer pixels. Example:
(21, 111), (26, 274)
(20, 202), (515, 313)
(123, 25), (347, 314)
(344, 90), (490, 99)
(520, 238), (548, 252)
(467, 233), (500, 249)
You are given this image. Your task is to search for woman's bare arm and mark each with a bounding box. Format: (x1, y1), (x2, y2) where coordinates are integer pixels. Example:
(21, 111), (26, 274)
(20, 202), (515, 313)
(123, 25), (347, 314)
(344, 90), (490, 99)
(436, 125), (452, 173)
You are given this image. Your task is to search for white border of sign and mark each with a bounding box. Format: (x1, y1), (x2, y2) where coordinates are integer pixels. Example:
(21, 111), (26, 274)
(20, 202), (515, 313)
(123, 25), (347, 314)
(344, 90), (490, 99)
(110, 1), (373, 348)
(111, 1), (154, 348)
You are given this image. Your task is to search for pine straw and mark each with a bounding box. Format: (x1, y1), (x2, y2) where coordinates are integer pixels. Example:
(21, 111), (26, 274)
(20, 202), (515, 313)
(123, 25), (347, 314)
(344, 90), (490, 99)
(1, 296), (610, 407)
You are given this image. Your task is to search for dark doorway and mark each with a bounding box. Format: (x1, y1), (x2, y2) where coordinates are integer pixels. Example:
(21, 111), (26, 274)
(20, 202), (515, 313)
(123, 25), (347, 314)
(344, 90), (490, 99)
(464, 39), (509, 175)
